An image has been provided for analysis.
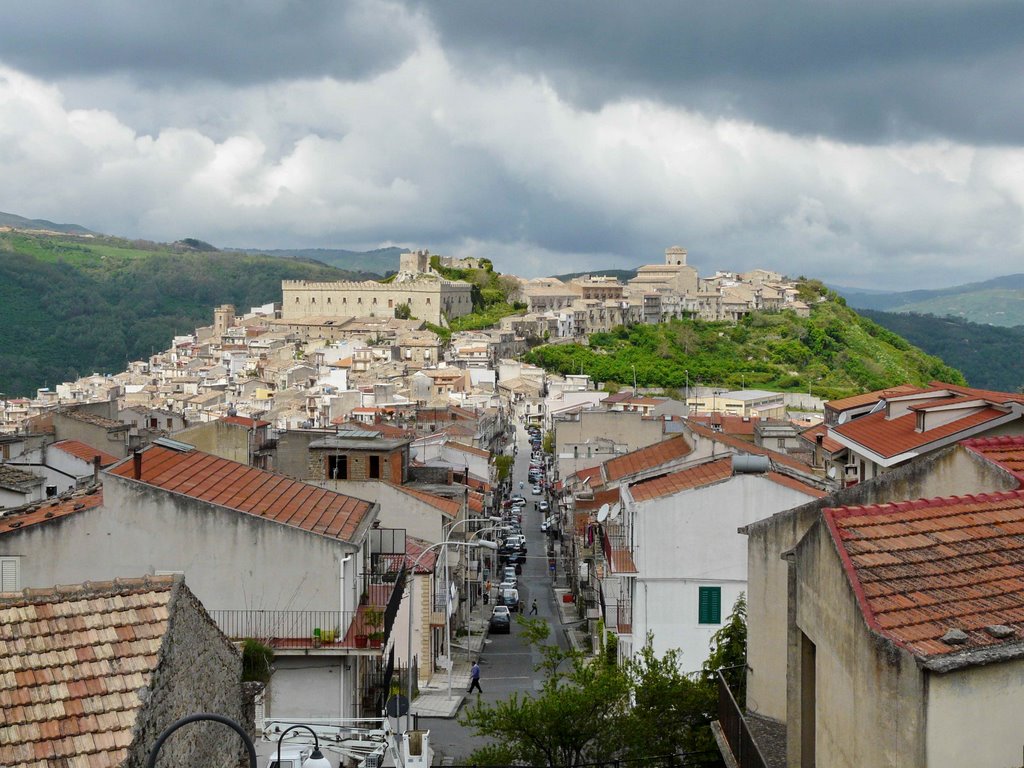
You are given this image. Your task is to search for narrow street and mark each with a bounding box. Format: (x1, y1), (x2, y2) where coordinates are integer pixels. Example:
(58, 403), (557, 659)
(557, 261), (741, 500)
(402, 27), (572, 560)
(422, 421), (569, 762)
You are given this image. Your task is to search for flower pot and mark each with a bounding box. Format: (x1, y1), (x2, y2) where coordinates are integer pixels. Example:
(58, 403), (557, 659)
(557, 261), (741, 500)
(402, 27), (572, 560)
(354, 634), (369, 648)
(369, 635), (383, 648)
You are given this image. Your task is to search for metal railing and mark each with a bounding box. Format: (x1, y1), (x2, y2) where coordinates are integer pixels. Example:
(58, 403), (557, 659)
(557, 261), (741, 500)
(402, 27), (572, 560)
(209, 610), (359, 648)
(717, 669), (768, 768)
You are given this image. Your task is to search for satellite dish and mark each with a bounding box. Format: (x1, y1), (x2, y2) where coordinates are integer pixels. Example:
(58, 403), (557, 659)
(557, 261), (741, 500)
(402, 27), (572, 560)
(827, 466), (838, 479)
(597, 503), (610, 523)
(386, 694), (410, 717)
(609, 503), (620, 520)
(837, 411), (849, 425)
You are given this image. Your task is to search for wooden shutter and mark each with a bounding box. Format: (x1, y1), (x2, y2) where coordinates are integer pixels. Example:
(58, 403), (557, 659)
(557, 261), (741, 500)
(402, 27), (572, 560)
(698, 586), (721, 624)
(0, 558), (18, 592)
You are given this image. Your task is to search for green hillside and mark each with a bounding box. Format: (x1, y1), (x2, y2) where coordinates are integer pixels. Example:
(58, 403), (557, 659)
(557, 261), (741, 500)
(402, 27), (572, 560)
(858, 310), (1024, 393)
(235, 246), (402, 275)
(526, 283), (965, 400)
(839, 274), (1024, 327)
(0, 231), (374, 396)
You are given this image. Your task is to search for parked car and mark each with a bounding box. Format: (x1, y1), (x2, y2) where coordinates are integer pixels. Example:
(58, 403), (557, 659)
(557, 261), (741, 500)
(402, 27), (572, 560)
(499, 587), (520, 612)
(531, 485), (542, 495)
(510, 495), (526, 505)
(538, 500), (550, 512)
(489, 606), (511, 634)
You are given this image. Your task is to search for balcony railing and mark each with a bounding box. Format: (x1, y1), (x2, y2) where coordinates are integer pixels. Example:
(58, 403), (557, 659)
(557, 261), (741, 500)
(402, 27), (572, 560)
(717, 669), (768, 768)
(209, 610), (364, 649)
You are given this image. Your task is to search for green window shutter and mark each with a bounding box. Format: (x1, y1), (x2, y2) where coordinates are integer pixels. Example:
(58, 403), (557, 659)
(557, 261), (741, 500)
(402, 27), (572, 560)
(698, 586), (721, 624)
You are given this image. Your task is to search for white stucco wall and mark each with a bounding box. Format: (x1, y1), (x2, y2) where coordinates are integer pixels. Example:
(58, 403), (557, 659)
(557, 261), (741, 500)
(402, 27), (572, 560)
(631, 473), (820, 673)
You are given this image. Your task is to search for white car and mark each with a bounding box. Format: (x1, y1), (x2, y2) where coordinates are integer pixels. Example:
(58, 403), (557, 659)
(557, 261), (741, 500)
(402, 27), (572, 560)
(532, 485), (542, 495)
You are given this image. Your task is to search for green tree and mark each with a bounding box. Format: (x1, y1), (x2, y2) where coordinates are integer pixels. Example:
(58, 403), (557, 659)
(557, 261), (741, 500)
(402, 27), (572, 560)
(494, 454), (514, 482)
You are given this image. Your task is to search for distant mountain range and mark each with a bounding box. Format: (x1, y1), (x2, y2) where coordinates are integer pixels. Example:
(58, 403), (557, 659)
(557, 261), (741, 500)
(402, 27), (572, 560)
(836, 274), (1024, 327)
(0, 211), (94, 235)
(234, 246), (403, 276)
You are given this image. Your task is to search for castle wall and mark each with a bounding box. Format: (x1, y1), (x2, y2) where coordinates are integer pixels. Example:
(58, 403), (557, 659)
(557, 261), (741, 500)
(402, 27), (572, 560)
(282, 279), (473, 325)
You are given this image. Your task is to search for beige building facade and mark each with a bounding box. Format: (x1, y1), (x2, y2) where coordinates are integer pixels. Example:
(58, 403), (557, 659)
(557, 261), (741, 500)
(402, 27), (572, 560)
(282, 275), (473, 326)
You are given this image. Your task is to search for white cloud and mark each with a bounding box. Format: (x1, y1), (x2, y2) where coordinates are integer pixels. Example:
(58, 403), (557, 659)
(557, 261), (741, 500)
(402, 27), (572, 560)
(1, 29), (1023, 288)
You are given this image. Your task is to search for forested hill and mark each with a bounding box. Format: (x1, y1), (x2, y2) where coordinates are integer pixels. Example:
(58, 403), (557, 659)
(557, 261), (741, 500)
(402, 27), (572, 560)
(857, 310), (1024, 393)
(0, 231), (377, 396)
(526, 283), (966, 400)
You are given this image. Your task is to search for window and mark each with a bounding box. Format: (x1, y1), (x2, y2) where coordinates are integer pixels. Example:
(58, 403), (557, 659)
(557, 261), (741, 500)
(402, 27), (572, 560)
(1, 557), (19, 592)
(327, 297), (331, 304)
(388, 299), (393, 308)
(698, 586), (721, 624)
(328, 454), (348, 479)
(167, 418), (173, 429)
(369, 455), (381, 479)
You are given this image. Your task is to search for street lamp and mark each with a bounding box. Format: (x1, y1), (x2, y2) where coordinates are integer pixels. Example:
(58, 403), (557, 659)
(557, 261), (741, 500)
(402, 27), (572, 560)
(441, 515), (503, 698)
(145, 713), (257, 768)
(404, 538), (498, 735)
(275, 724), (332, 768)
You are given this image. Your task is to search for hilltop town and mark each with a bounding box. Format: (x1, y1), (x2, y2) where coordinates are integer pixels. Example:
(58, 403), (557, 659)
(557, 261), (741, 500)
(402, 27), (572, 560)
(5, 245), (1024, 767)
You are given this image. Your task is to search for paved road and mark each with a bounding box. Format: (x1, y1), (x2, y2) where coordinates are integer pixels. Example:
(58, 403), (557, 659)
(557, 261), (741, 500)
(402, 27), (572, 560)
(422, 422), (567, 762)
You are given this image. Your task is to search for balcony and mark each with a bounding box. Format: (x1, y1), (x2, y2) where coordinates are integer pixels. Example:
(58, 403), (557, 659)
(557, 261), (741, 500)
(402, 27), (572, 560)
(210, 569), (406, 652)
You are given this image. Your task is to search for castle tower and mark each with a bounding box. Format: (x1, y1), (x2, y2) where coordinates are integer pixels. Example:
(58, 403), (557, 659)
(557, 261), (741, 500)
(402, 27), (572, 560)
(665, 246), (687, 266)
(399, 248), (431, 274)
(213, 304), (235, 335)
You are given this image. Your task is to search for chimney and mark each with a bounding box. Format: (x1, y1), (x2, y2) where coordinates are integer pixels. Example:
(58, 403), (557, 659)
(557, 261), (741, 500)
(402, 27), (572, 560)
(93, 455), (101, 485)
(132, 449), (142, 480)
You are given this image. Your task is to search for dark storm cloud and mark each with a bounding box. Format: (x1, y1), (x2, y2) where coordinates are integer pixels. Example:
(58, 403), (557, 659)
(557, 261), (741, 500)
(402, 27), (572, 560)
(415, 0), (1024, 144)
(0, 0), (416, 85)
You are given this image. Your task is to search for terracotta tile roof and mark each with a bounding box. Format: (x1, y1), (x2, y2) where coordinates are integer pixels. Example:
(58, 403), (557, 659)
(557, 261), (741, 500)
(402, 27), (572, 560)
(446, 441), (490, 458)
(389, 536), (439, 573)
(0, 575), (177, 768)
(60, 410), (126, 429)
(765, 472), (828, 498)
(962, 436), (1024, 484)
(603, 435), (693, 482)
(831, 407), (1008, 459)
(825, 385), (923, 412)
(799, 423), (844, 455)
(107, 445), (373, 543)
(51, 440), (121, 468)
(630, 458), (733, 502)
(220, 415), (271, 428)
(939, 382), (1024, 406)
(572, 465), (604, 488)
(824, 490), (1024, 660)
(0, 490), (103, 535)
(0, 465), (43, 491)
(468, 492), (484, 514)
(394, 486), (459, 518)
(686, 420), (811, 473)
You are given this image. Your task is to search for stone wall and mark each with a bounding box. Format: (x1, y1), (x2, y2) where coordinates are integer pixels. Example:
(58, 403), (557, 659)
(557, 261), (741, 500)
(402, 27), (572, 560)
(308, 447), (407, 484)
(129, 578), (247, 768)
(282, 279), (473, 325)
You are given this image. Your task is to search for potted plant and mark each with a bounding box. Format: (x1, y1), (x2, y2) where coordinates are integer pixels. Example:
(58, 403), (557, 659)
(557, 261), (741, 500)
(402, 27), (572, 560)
(364, 606), (385, 648)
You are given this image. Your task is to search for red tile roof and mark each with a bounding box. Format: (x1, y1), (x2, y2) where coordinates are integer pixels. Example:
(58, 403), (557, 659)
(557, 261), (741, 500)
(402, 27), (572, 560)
(962, 436), (1024, 484)
(396, 486), (460, 518)
(603, 435), (693, 482)
(447, 441), (490, 459)
(572, 465), (604, 488)
(221, 415), (270, 428)
(686, 420), (811, 473)
(107, 445), (373, 543)
(0, 490), (103, 535)
(939, 382), (1024, 406)
(630, 458), (733, 502)
(831, 407), (1008, 459)
(51, 440), (120, 468)
(824, 490), (1024, 660)
(765, 472), (828, 498)
(825, 384), (924, 412)
(0, 576), (178, 768)
(574, 488), (619, 512)
(799, 423), (844, 455)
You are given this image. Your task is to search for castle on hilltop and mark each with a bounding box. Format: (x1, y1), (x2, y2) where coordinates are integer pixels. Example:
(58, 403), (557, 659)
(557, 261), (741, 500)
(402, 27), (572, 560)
(282, 248), (474, 326)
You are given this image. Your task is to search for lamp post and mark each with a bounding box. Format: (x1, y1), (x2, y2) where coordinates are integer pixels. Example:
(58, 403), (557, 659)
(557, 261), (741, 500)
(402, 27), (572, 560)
(404, 538), (498, 735)
(442, 515), (502, 699)
(275, 724), (332, 768)
(466, 523), (505, 657)
(145, 713), (257, 768)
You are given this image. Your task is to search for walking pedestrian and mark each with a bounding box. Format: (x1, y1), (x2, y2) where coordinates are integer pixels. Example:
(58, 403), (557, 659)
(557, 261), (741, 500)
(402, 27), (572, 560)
(467, 660), (482, 694)
(529, 599), (538, 615)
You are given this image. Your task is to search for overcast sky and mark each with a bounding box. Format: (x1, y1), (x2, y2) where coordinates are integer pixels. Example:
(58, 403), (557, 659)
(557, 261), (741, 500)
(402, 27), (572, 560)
(2, 1), (1023, 287)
